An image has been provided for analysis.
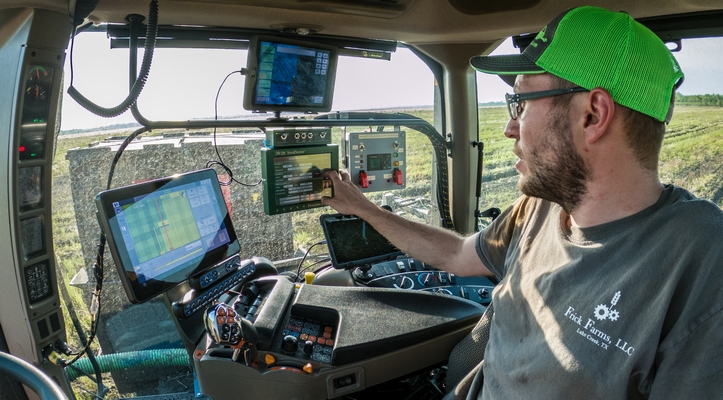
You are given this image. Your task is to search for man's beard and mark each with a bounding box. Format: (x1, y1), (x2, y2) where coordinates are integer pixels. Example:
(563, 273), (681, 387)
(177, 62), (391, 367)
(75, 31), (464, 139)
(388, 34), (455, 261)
(517, 108), (590, 213)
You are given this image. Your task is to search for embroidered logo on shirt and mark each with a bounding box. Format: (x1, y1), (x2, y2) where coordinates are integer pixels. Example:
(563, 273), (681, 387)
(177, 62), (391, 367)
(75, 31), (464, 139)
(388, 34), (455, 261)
(593, 291), (621, 321)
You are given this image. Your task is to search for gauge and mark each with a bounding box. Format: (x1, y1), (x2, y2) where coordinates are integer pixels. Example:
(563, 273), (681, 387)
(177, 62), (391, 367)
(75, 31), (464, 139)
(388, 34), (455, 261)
(20, 216), (45, 258)
(22, 65), (54, 124)
(18, 166), (42, 210)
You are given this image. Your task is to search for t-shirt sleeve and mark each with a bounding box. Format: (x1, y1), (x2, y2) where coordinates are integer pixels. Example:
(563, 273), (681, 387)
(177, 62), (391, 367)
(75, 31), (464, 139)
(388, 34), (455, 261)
(648, 308), (723, 398)
(475, 196), (537, 278)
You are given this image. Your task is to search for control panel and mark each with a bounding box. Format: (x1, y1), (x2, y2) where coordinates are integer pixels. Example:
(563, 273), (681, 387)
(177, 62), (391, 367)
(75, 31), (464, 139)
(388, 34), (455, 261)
(190, 255), (248, 291)
(279, 315), (336, 364)
(343, 131), (405, 192)
(353, 257), (495, 305)
(172, 260), (256, 319)
(266, 127), (332, 148)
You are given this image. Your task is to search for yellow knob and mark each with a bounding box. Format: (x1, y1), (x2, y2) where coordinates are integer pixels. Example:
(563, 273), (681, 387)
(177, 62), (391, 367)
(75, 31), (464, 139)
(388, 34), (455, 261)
(265, 354), (276, 365)
(304, 272), (316, 284)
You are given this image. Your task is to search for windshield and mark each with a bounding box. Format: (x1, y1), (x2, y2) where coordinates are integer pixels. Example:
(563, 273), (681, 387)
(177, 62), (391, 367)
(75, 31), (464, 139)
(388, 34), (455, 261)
(54, 32), (436, 396)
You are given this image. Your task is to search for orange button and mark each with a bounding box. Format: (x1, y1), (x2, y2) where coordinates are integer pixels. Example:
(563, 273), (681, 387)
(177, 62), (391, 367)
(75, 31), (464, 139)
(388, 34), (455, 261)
(303, 363), (313, 374)
(324, 326), (333, 333)
(216, 315), (225, 325)
(326, 339), (334, 346)
(217, 308), (227, 316)
(309, 336), (317, 342)
(317, 337), (326, 345)
(226, 316), (235, 324)
(227, 309), (235, 317)
(323, 332), (331, 339)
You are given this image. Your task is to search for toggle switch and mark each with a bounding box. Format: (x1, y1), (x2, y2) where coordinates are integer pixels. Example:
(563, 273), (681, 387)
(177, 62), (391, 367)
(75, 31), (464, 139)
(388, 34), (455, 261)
(359, 171), (369, 188)
(393, 169), (403, 185)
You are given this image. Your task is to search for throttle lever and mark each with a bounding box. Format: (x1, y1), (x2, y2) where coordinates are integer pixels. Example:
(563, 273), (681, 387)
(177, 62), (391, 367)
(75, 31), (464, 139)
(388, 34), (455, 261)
(203, 303), (259, 364)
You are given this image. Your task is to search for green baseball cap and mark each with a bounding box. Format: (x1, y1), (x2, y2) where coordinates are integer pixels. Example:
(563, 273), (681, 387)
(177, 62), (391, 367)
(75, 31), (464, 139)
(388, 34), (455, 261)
(471, 6), (684, 123)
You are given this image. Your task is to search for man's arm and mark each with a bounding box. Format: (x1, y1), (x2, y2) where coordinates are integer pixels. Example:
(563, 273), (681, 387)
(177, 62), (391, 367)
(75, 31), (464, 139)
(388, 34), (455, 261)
(321, 170), (493, 277)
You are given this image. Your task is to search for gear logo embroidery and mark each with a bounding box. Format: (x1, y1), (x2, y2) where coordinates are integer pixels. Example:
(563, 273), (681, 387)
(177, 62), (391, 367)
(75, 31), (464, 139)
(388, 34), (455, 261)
(593, 291), (621, 322)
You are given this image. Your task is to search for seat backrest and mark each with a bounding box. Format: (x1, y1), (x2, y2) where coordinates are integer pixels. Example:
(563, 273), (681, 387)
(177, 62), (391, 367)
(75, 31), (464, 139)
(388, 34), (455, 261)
(445, 302), (494, 392)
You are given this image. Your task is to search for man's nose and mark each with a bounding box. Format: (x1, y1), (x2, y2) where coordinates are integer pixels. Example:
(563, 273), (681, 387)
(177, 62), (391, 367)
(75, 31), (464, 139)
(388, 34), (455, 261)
(503, 118), (519, 139)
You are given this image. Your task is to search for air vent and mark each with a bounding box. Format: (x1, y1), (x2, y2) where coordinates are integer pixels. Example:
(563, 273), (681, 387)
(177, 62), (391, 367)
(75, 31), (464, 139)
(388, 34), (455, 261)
(447, 0), (541, 15)
(170, 0), (416, 19)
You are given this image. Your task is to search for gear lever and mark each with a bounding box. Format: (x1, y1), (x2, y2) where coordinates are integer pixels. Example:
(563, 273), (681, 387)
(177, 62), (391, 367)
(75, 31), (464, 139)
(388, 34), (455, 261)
(204, 303), (259, 364)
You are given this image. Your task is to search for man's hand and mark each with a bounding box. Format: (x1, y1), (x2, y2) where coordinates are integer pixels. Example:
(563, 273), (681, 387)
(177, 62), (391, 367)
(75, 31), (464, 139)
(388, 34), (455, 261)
(321, 169), (378, 218)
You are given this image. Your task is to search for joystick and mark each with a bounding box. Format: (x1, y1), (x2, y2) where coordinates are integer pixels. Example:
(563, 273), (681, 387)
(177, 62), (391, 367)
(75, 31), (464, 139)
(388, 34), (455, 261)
(204, 303), (259, 364)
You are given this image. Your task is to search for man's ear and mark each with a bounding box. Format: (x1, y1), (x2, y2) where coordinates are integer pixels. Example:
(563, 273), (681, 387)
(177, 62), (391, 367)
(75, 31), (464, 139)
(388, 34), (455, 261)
(582, 88), (615, 144)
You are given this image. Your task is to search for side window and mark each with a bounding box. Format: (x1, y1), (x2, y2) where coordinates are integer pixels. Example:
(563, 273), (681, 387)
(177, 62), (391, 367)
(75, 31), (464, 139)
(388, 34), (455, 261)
(476, 39), (522, 213)
(476, 37), (723, 212)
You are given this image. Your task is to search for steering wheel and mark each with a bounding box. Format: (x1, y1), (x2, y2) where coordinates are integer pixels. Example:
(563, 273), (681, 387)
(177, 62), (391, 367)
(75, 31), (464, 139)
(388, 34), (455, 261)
(0, 351), (69, 400)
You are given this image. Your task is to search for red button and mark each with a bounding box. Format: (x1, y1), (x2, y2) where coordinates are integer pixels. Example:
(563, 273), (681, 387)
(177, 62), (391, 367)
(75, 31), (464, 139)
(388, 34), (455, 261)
(393, 169), (403, 185)
(359, 171), (369, 189)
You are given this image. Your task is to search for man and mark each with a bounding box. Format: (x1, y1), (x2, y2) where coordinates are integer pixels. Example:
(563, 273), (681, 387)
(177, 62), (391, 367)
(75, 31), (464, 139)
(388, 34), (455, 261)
(322, 6), (723, 399)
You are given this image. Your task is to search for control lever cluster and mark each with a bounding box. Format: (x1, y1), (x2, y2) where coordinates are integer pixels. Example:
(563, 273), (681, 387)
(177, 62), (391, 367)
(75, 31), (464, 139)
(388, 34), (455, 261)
(204, 303), (259, 364)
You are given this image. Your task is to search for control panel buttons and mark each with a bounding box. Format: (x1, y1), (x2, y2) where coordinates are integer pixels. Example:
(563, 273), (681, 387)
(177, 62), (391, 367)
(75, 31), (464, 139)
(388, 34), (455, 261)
(419, 272), (438, 287)
(393, 276), (414, 290)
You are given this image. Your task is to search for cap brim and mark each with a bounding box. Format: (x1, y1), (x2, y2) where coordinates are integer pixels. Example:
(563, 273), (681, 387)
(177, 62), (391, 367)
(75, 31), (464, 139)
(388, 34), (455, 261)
(470, 54), (544, 79)
(499, 74), (517, 87)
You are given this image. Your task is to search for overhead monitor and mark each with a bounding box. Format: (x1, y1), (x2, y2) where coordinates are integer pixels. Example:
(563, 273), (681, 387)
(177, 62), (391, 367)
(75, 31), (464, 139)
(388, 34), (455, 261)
(95, 169), (240, 303)
(261, 145), (338, 215)
(243, 35), (338, 113)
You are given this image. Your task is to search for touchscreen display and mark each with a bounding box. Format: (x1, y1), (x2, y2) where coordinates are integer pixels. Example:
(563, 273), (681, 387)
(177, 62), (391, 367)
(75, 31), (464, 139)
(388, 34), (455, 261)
(274, 153), (332, 206)
(96, 169), (240, 303)
(261, 145), (338, 215)
(244, 36), (337, 113)
(321, 214), (401, 269)
(255, 41), (331, 107)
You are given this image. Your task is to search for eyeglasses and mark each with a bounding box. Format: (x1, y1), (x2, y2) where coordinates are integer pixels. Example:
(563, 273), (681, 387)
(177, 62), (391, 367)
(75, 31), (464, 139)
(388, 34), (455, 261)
(505, 87), (589, 120)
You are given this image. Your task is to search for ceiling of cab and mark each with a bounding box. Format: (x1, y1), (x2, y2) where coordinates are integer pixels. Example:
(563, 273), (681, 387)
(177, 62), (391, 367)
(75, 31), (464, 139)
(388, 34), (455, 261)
(9, 0), (723, 45)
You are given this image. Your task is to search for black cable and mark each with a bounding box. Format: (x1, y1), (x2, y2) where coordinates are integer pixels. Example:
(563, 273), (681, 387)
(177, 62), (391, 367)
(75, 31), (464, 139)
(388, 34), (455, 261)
(296, 240), (327, 281)
(205, 69), (262, 187)
(298, 257), (332, 277)
(56, 262), (106, 397)
(67, 0), (159, 118)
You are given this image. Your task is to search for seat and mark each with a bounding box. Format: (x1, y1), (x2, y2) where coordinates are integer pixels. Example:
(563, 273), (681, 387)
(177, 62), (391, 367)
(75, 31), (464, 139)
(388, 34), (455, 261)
(443, 302), (494, 399)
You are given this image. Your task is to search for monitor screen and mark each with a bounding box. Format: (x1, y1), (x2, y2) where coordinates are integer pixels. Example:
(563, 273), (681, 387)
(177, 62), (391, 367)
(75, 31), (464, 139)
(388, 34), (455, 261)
(320, 213), (402, 269)
(261, 145), (338, 215)
(96, 169), (240, 303)
(243, 35), (338, 113)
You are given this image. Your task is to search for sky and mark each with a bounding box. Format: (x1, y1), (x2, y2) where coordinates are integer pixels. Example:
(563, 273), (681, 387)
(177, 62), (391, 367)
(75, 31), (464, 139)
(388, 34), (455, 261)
(60, 33), (723, 131)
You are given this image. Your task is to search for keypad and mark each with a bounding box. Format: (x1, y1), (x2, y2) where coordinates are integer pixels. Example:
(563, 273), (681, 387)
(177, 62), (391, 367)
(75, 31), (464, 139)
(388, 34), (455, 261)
(281, 316), (336, 364)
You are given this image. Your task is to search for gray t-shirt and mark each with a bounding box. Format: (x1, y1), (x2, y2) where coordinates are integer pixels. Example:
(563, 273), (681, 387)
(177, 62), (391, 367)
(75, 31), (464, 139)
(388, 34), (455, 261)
(476, 185), (723, 399)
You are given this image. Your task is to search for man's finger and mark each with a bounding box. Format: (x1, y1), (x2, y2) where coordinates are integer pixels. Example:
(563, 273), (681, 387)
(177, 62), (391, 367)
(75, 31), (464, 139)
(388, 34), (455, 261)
(324, 169), (341, 182)
(339, 169), (351, 182)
